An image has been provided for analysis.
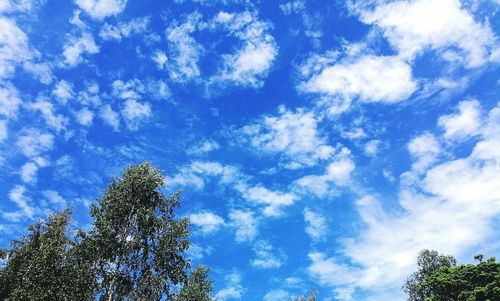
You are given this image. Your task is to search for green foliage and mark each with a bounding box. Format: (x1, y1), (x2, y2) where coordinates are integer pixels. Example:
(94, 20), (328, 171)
(0, 162), (212, 301)
(176, 265), (213, 301)
(85, 162), (192, 301)
(404, 250), (500, 301)
(0, 210), (95, 301)
(424, 256), (499, 301)
(403, 249), (457, 301)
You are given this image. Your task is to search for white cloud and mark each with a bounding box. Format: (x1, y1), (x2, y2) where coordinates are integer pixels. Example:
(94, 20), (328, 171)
(304, 208), (327, 241)
(364, 139), (382, 157)
(438, 99), (481, 140)
(214, 272), (244, 301)
(294, 148), (355, 197)
(112, 78), (144, 100)
(121, 99), (151, 130)
(0, 84), (21, 118)
(308, 252), (359, 300)
(310, 102), (500, 296)
(239, 106), (334, 169)
(0, 119), (6, 142)
(342, 127), (366, 140)
(279, 1), (305, 15)
(0, 0), (36, 13)
(76, 107), (94, 126)
(251, 240), (285, 269)
(209, 11), (277, 89)
(0, 15), (46, 81)
(189, 211), (225, 234)
(0, 17), (32, 79)
(300, 53), (341, 81)
(42, 190), (67, 208)
(263, 289), (290, 301)
(241, 185), (297, 217)
(407, 133), (440, 172)
(152, 50), (168, 70)
(146, 79), (171, 100)
(186, 243), (205, 261)
(69, 9), (86, 28)
(170, 160), (297, 216)
(22, 61), (53, 85)
(165, 13), (203, 82)
(302, 55), (417, 111)
(63, 33), (99, 66)
(20, 162), (38, 183)
(52, 80), (74, 104)
(54, 155), (75, 180)
(99, 17), (149, 41)
(28, 98), (68, 132)
(168, 161), (242, 190)
(75, 0), (127, 20)
(3, 185), (35, 221)
(229, 209), (257, 243)
(99, 104), (120, 130)
(186, 139), (220, 155)
(77, 81), (101, 106)
(16, 129), (54, 157)
(359, 0), (498, 68)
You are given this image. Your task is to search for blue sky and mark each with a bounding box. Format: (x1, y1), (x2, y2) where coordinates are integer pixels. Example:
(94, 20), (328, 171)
(0, 0), (499, 300)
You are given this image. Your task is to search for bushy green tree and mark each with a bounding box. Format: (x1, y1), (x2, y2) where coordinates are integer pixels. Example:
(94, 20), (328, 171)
(403, 249), (456, 301)
(176, 265), (213, 301)
(0, 162), (213, 301)
(85, 162), (192, 301)
(404, 250), (500, 301)
(423, 255), (499, 301)
(0, 210), (95, 301)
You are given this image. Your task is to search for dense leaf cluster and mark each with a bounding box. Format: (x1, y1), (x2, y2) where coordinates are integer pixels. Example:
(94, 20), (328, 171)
(404, 249), (500, 301)
(0, 211), (94, 301)
(0, 163), (212, 301)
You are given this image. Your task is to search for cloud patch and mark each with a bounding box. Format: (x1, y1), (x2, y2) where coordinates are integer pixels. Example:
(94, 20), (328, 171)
(358, 0), (498, 68)
(189, 211), (225, 234)
(301, 55), (417, 114)
(75, 0), (127, 20)
(238, 106), (334, 169)
(209, 11), (278, 89)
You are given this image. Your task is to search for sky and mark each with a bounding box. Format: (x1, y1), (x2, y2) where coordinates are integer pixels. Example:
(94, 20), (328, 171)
(0, 0), (499, 300)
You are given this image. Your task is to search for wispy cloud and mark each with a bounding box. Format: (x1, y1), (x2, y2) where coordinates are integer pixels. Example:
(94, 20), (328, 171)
(75, 0), (128, 20)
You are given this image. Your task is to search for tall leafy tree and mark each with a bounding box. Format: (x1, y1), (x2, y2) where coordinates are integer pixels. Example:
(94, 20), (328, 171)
(0, 162), (212, 300)
(175, 265), (213, 301)
(0, 210), (95, 301)
(86, 162), (192, 301)
(403, 249), (456, 301)
(404, 250), (500, 301)
(422, 255), (499, 301)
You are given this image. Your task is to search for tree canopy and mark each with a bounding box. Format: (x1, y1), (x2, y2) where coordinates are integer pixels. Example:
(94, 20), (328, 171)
(0, 162), (212, 301)
(404, 249), (500, 301)
(0, 210), (94, 301)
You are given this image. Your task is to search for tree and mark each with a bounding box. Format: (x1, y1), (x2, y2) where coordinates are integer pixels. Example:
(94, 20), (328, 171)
(403, 249), (456, 301)
(175, 265), (213, 301)
(85, 162), (192, 301)
(0, 162), (212, 301)
(0, 210), (95, 301)
(423, 255), (499, 301)
(404, 250), (500, 301)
